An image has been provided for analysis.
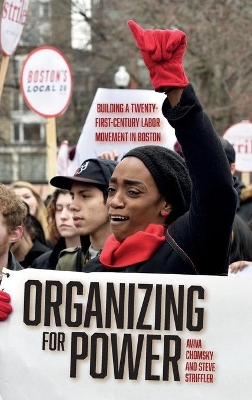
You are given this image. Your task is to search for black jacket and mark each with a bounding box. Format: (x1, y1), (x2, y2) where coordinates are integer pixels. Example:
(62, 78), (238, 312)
(84, 85), (237, 276)
(20, 239), (51, 268)
(31, 237), (66, 270)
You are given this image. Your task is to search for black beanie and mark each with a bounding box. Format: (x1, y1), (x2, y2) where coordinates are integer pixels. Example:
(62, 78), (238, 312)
(122, 145), (192, 223)
(219, 137), (236, 164)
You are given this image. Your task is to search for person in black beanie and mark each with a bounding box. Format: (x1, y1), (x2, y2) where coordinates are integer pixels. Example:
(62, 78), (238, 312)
(123, 145), (191, 225)
(83, 20), (237, 276)
(220, 137), (252, 224)
(219, 137), (245, 201)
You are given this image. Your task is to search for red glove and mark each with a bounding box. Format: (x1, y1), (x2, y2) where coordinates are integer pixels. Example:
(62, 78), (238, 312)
(0, 291), (13, 321)
(127, 20), (189, 92)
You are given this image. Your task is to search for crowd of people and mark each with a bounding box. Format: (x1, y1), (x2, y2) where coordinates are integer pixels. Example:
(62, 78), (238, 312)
(1, 20), (252, 325)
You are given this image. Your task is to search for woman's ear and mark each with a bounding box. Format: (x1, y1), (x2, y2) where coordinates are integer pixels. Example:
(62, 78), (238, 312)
(164, 202), (172, 212)
(160, 202), (173, 218)
(9, 226), (24, 244)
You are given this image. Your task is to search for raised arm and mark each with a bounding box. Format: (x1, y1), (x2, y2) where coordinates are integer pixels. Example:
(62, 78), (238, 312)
(128, 20), (237, 275)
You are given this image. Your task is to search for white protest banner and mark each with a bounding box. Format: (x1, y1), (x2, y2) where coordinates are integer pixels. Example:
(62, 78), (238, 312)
(0, 0), (29, 56)
(69, 88), (176, 175)
(0, 0), (29, 100)
(1, 269), (252, 400)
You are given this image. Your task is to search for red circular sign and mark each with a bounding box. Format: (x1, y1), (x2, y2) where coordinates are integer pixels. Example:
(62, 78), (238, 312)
(20, 46), (73, 118)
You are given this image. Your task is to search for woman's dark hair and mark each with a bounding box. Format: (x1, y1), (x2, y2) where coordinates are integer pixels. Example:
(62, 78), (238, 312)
(21, 201), (47, 245)
(230, 214), (252, 264)
(24, 213), (47, 245)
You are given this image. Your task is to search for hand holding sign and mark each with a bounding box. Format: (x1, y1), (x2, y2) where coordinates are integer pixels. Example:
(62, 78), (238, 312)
(0, 291), (12, 321)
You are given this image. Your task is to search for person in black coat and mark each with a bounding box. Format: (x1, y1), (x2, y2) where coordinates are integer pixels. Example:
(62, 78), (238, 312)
(83, 20), (237, 276)
(219, 137), (252, 223)
(230, 214), (252, 265)
(11, 212), (50, 268)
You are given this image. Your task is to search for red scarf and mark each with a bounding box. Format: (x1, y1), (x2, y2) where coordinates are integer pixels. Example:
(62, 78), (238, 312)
(100, 224), (165, 269)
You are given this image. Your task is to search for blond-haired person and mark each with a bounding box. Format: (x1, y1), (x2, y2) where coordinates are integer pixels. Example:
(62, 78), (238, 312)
(11, 181), (49, 242)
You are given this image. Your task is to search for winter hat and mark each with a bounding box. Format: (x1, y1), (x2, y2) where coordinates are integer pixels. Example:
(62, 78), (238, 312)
(50, 158), (117, 190)
(122, 145), (192, 223)
(220, 137), (236, 164)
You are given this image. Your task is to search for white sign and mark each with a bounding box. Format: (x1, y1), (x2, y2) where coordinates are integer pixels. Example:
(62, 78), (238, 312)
(69, 88), (177, 175)
(229, 265), (252, 277)
(1, 269), (252, 399)
(0, 0), (29, 56)
(224, 120), (252, 172)
(20, 46), (73, 118)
